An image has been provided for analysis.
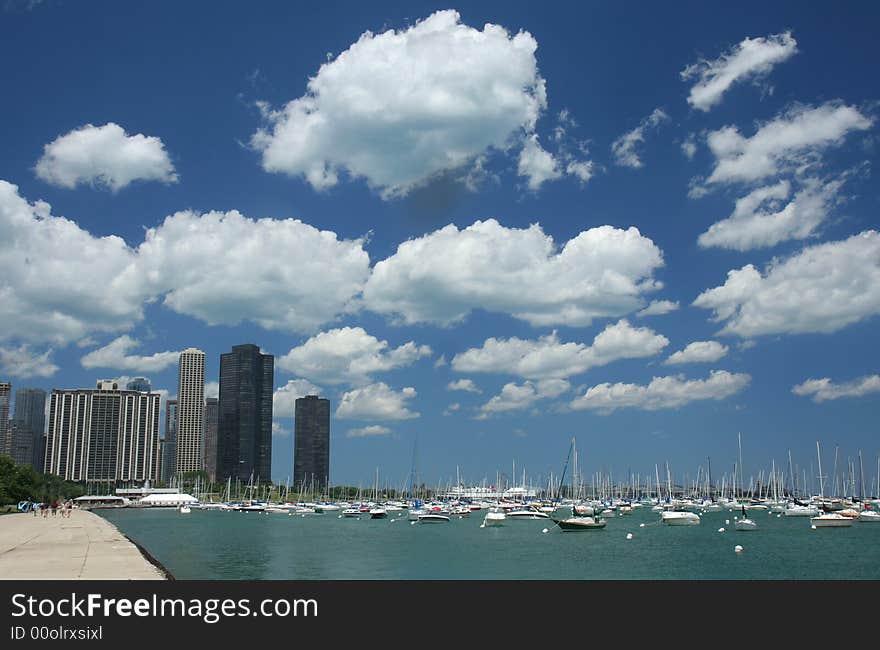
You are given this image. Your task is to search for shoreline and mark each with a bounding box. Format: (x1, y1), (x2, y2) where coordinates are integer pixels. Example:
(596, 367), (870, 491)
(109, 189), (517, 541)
(0, 509), (169, 580)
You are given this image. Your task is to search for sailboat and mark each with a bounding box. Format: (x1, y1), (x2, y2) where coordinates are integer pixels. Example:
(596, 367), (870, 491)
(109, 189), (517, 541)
(857, 451), (880, 523)
(552, 437), (606, 530)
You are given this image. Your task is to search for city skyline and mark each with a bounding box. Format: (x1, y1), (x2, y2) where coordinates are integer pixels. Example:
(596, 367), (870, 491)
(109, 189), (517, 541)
(0, 2), (878, 488)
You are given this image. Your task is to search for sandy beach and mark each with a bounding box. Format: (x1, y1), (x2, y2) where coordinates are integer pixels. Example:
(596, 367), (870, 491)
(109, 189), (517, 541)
(0, 509), (167, 580)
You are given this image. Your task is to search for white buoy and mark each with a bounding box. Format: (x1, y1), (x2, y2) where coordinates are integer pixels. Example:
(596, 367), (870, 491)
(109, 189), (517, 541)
(725, 519), (730, 525)
(411, 521), (416, 525)
(542, 528), (549, 534)
(626, 533), (633, 540)
(811, 524), (817, 530)
(337, 515), (342, 519)
(639, 523), (645, 528)
(735, 545), (743, 553)
(718, 527), (725, 533)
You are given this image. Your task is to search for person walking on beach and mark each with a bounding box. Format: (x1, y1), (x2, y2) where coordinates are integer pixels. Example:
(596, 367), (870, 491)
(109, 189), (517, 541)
(51, 501), (58, 517)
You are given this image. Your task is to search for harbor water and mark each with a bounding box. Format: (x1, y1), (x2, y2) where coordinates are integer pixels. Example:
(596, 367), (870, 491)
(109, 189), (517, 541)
(98, 507), (880, 579)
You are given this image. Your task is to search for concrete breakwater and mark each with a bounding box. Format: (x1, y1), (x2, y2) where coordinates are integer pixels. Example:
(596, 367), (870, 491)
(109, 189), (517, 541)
(0, 509), (167, 580)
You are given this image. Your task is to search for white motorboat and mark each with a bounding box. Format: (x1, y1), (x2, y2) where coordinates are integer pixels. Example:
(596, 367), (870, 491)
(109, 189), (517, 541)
(660, 511), (701, 526)
(178, 504), (191, 514)
(482, 507), (506, 527)
(506, 506), (550, 520)
(369, 507), (388, 519)
(858, 510), (880, 523)
(553, 516), (606, 531)
(784, 504), (819, 517)
(810, 513), (854, 528)
(342, 507), (361, 517)
(418, 513), (450, 523)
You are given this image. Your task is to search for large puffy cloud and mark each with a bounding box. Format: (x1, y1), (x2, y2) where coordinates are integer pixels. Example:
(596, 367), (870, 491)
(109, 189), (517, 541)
(35, 123), (178, 191)
(792, 375), (880, 403)
(364, 219), (664, 327)
(570, 370), (750, 413)
(697, 177), (846, 251)
(273, 378), (323, 419)
(276, 327), (431, 385)
(251, 10), (548, 198)
(611, 108), (669, 168)
(135, 209), (370, 333)
(0, 180), (145, 345)
(477, 378), (570, 418)
(681, 32), (798, 111)
(0, 344), (58, 378)
(664, 340), (728, 365)
(336, 383), (419, 421)
(452, 319), (668, 379)
(80, 335), (180, 372)
(693, 230), (880, 338)
(1, 182), (373, 344)
(695, 102), (872, 191)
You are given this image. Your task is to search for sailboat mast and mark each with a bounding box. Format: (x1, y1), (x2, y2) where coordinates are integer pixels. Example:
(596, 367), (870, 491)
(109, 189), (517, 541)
(816, 441), (825, 499)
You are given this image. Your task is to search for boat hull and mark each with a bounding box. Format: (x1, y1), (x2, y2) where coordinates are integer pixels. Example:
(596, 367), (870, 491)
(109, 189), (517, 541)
(553, 517), (606, 531)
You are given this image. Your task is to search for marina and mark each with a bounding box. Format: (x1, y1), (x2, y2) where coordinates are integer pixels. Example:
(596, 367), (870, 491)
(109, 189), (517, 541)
(96, 495), (880, 580)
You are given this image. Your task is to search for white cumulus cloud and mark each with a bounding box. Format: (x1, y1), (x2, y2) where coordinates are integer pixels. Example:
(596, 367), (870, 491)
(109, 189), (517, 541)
(447, 379), (481, 393)
(336, 383), (419, 421)
(273, 378), (323, 419)
(251, 10), (548, 199)
(636, 300), (679, 318)
(452, 320), (668, 380)
(135, 209), (370, 334)
(694, 102), (872, 191)
(693, 230), (880, 337)
(0, 180), (145, 345)
(35, 122), (178, 191)
(792, 375), (880, 403)
(697, 176), (846, 251)
(570, 370), (750, 413)
(611, 108), (669, 168)
(477, 378), (571, 418)
(277, 327), (431, 385)
(80, 335), (180, 372)
(0, 344), (58, 378)
(681, 31), (798, 111)
(665, 340), (729, 365)
(518, 134), (563, 190)
(346, 425), (392, 438)
(364, 219), (664, 327)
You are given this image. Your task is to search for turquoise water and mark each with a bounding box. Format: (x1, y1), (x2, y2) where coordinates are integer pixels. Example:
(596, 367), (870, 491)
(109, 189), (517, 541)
(99, 508), (880, 579)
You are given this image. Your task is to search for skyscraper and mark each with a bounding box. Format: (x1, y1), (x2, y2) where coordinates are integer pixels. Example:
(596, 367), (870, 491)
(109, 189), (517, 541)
(162, 399), (178, 483)
(126, 377), (152, 393)
(175, 348), (205, 476)
(11, 387), (46, 470)
(217, 344), (273, 483)
(203, 397), (219, 482)
(0, 381), (10, 458)
(44, 382), (161, 483)
(294, 395), (330, 493)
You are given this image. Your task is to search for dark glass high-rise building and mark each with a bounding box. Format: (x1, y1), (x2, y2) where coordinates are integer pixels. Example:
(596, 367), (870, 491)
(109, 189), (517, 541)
(11, 387), (47, 470)
(162, 399), (178, 483)
(0, 381), (11, 458)
(217, 344), (274, 483)
(294, 395), (330, 493)
(126, 377), (152, 393)
(203, 397), (219, 482)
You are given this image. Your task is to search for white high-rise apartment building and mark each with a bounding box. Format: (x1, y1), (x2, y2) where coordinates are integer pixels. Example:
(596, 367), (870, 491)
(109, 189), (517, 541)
(175, 348), (205, 475)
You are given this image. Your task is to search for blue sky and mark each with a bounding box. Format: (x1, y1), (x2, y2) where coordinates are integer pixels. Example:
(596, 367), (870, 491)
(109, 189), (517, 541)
(2, 1), (879, 491)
